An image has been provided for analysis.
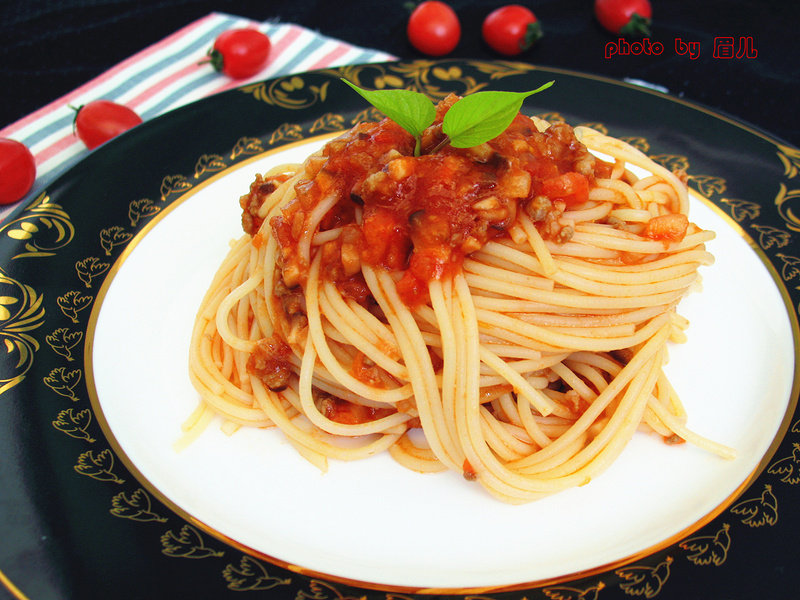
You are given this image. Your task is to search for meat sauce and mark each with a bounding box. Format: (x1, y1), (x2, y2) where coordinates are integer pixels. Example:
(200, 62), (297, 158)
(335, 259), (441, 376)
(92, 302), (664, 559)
(267, 94), (612, 308)
(241, 95), (669, 426)
(247, 335), (292, 392)
(318, 394), (395, 425)
(240, 173), (293, 237)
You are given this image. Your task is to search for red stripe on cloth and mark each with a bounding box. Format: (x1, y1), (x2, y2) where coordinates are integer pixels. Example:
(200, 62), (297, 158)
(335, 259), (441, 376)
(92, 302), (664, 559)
(32, 133), (81, 166)
(0, 13), (225, 137)
(271, 23), (306, 53)
(207, 76), (251, 96)
(125, 62), (203, 109)
(307, 43), (352, 70)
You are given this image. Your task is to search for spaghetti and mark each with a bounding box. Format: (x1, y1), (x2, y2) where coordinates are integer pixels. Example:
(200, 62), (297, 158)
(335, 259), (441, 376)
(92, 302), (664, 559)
(187, 95), (734, 503)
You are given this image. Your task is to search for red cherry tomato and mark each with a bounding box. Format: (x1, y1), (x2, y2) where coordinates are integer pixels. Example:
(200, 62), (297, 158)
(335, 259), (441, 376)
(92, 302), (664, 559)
(207, 28), (272, 79)
(594, 0), (652, 36)
(73, 100), (143, 150)
(482, 5), (543, 56)
(407, 1), (461, 56)
(0, 139), (36, 205)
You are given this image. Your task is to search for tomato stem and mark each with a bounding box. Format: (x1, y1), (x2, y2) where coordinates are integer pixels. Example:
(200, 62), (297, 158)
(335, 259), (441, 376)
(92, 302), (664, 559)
(200, 49), (225, 72)
(521, 21), (543, 51)
(620, 13), (651, 37)
(428, 134), (451, 155)
(67, 104), (83, 133)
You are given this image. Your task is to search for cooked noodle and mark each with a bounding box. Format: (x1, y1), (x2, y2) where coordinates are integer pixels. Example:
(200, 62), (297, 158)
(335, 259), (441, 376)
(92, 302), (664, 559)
(186, 95), (734, 503)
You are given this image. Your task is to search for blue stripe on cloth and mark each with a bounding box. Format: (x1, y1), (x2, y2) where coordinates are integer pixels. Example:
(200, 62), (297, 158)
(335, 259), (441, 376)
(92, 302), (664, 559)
(138, 71), (226, 119)
(262, 22), (282, 37)
(350, 49), (390, 65)
(275, 36), (328, 76)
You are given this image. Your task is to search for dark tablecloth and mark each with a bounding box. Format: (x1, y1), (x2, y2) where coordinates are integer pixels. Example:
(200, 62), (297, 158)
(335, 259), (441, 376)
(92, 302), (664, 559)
(2, 0), (799, 146)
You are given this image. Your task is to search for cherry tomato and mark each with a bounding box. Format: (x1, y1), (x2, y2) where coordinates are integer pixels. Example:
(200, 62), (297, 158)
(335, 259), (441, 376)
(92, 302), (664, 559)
(594, 0), (652, 36)
(207, 28), (272, 79)
(482, 5), (543, 56)
(407, 1), (461, 56)
(73, 100), (143, 150)
(0, 139), (36, 205)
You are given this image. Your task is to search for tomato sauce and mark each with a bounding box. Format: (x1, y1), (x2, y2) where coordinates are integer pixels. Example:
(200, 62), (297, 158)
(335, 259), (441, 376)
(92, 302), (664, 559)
(246, 334), (292, 391)
(319, 395), (395, 425)
(240, 172), (292, 236)
(267, 95), (608, 307)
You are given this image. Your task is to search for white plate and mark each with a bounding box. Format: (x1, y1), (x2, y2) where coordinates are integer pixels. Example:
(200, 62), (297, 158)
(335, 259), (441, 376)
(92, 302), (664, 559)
(88, 137), (795, 590)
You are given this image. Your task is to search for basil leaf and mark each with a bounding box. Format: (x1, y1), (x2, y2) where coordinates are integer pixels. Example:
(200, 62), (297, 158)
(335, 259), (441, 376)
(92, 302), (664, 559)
(341, 79), (436, 139)
(442, 81), (554, 148)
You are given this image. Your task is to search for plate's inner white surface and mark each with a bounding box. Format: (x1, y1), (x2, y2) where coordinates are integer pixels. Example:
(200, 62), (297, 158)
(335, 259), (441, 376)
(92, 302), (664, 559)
(91, 138), (795, 589)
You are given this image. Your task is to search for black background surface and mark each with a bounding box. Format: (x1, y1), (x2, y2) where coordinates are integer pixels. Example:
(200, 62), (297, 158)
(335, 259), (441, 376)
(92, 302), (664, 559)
(2, 2), (800, 599)
(1, 0), (799, 146)
(1, 59), (798, 600)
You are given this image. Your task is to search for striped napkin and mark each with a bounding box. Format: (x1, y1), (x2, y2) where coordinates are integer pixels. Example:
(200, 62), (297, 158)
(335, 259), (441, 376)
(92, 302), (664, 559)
(0, 12), (397, 222)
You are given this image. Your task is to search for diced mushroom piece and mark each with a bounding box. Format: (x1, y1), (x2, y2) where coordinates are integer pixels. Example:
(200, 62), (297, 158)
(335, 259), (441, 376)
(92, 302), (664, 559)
(472, 196), (508, 223)
(341, 224), (362, 277)
(386, 156), (415, 181)
(525, 195), (552, 222)
(466, 143), (495, 163)
(499, 166), (531, 199)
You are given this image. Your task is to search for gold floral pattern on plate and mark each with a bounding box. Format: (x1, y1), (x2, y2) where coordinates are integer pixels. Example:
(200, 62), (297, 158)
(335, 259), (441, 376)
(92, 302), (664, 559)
(0, 192), (74, 259)
(0, 269), (45, 395)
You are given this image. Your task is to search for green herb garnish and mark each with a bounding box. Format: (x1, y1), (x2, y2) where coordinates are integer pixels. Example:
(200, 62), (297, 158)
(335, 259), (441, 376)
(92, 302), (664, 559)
(341, 79), (435, 156)
(442, 84), (553, 148)
(341, 78), (554, 156)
